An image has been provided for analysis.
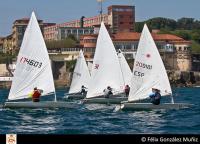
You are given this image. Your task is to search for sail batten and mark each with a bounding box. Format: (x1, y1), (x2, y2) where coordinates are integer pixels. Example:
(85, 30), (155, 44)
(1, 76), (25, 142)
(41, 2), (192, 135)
(8, 12), (55, 100)
(128, 24), (172, 102)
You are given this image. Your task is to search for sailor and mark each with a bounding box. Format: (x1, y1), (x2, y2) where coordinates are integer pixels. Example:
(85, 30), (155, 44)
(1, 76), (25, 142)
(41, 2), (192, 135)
(103, 86), (113, 98)
(81, 85), (87, 95)
(31, 87), (42, 102)
(149, 88), (161, 105)
(124, 85), (130, 97)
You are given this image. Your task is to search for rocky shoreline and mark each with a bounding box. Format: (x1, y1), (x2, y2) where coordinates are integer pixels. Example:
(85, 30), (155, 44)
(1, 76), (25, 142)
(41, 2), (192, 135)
(1, 71), (200, 89)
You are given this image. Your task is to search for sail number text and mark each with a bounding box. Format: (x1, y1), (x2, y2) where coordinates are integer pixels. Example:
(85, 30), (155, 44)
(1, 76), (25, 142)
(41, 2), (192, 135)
(134, 71), (144, 77)
(20, 57), (42, 68)
(135, 61), (152, 70)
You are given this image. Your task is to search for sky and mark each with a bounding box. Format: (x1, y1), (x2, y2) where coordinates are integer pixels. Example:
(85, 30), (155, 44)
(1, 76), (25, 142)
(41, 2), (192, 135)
(0, 0), (200, 36)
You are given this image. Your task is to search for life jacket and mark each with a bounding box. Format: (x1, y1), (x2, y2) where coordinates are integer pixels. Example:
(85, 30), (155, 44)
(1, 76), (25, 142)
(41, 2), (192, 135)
(124, 86), (130, 93)
(154, 92), (161, 100)
(104, 89), (112, 95)
(32, 90), (41, 100)
(150, 92), (161, 105)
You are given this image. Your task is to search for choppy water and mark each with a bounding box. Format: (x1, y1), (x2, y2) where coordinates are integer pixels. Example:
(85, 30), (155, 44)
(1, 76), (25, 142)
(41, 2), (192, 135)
(0, 87), (199, 134)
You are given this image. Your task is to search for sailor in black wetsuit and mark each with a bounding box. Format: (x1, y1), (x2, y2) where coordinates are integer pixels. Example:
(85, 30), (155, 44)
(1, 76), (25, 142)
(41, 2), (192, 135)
(149, 88), (161, 105)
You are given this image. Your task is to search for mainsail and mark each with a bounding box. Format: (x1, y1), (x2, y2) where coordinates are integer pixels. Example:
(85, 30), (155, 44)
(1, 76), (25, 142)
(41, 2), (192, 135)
(118, 50), (132, 86)
(69, 50), (90, 94)
(8, 12), (55, 100)
(86, 22), (124, 98)
(128, 24), (172, 102)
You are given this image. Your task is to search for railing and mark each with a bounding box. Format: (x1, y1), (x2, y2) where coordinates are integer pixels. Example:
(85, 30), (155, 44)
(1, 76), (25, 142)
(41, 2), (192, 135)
(0, 76), (13, 81)
(48, 48), (82, 54)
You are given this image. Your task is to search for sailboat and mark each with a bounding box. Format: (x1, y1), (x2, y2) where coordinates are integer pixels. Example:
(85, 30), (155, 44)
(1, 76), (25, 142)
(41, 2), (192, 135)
(119, 24), (193, 110)
(64, 50), (90, 99)
(4, 12), (78, 108)
(118, 49), (132, 86)
(83, 22), (127, 104)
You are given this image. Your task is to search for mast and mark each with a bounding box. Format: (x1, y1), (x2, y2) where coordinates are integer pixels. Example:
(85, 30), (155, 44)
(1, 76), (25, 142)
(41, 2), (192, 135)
(171, 94), (175, 104)
(54, 92), (57, 102)
(97, 0), (104, 22)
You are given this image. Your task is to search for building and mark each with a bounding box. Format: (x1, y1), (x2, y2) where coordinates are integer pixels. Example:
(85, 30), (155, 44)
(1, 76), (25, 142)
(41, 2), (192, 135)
(12, 18), (45, 53)
(2, 18), (55, 54)
(57, 27), (94, 40)
(192, 54), (200, 71)
(44, 14), (108, 41)
(2, 34), (13, 54)
(0, 37), (4, 53)
(80, 32), (192, 71)
(44, 5), (135, 40)
(108, 5), (135, 33)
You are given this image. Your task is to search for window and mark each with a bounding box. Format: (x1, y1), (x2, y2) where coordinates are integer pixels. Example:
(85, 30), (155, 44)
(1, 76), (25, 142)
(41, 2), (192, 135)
(179, 47), (182, 51)
(184, 47), (187, 51)
(78, 30), (83, 34)
(67, 30), (71, 34)
(72, 30), (77, 34)
(84, 30), (89, 34)
(90, 30), (94, 33)
(61, 30), (65, 34)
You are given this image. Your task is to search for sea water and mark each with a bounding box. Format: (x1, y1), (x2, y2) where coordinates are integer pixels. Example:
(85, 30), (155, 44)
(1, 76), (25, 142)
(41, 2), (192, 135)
(0, 87), (199, 134)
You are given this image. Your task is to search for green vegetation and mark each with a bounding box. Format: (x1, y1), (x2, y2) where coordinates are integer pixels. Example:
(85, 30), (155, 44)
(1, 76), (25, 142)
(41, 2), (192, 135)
(191, 40), (200, 54)
(0, 53), (16, 64)
(66, 60), (76, 73)
(127, 59), (134, 70)
(135, 17), (200, 53)
(45, 35), (78, 49)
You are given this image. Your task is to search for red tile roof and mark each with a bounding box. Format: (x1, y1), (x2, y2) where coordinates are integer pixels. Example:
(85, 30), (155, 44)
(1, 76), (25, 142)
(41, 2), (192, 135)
(113, 32), (140, 41)
(113, 32), (188, 42)
(80, 32), (190, 44)
(151, 33), (184, 41)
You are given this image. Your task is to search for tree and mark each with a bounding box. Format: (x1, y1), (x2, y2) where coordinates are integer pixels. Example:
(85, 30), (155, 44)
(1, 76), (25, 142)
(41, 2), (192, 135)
(172, 30), (191, 40)
(191, 30), (200, 43)
(146, 17), (177, 30)
(45, 37), (77, 49)
(135, 22), (145, 32)
(177, 18), (195, 30)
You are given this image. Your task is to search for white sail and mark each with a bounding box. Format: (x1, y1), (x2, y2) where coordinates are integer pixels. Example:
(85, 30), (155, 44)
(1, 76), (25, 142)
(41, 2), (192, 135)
(86, 22), (124, 98)
(128, 24), (172, 102)
(69, 50), (90, 94)
(118, 50), (132, 86)
(8, 12), (55, 100)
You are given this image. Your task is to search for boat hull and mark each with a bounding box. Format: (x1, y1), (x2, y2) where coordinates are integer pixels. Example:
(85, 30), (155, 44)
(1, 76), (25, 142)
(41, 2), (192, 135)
(83, 97), (128, 104)
(4, 101), (81, 109)
(64, 93), (86, 100)
(119, 102), (194, 111)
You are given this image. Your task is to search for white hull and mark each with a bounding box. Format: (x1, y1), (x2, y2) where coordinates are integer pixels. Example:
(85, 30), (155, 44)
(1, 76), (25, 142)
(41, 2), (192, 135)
(119, 102), (194, 111)
(83, 97), (127, 104)
(4, 101), (81, 109)
(64, 93), (86, 100)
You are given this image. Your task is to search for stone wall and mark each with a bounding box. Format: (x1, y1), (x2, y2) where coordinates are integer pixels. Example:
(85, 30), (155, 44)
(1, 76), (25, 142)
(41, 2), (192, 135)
(1, 63), (200, 89)
(0, 64), (9, 76)
(168, 71), (200, 87)
(51, 61), (71, 88)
